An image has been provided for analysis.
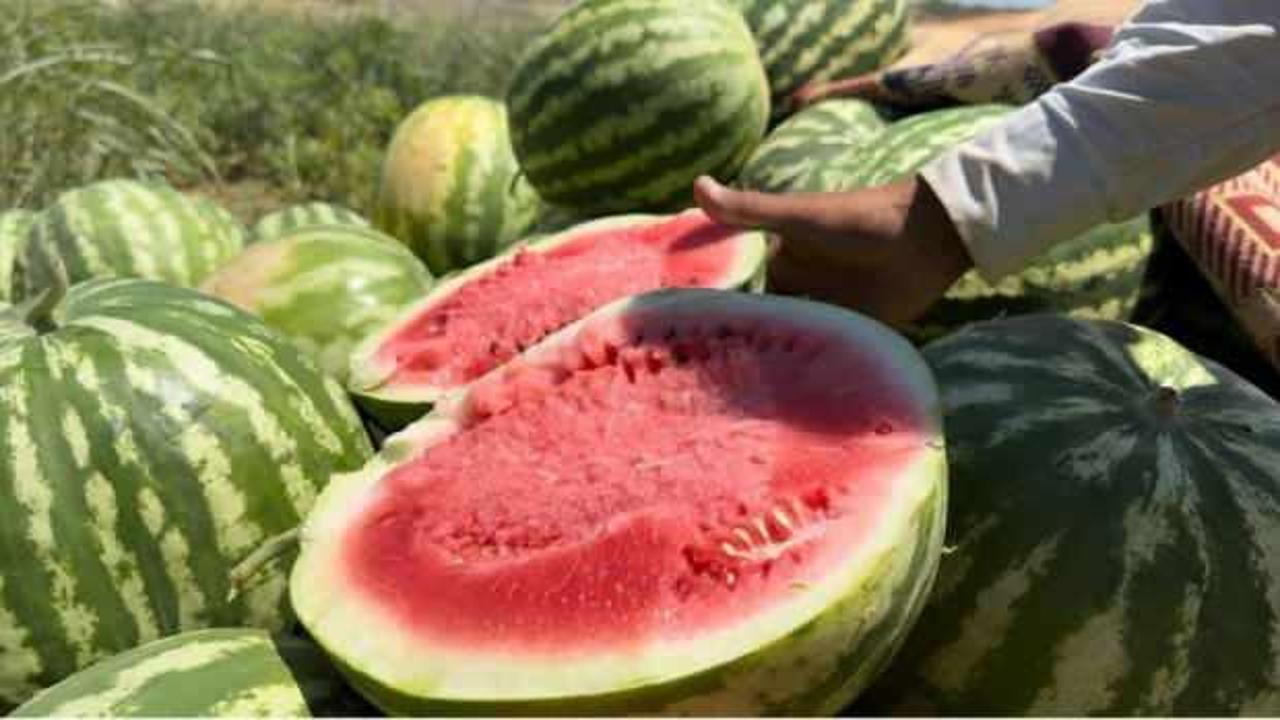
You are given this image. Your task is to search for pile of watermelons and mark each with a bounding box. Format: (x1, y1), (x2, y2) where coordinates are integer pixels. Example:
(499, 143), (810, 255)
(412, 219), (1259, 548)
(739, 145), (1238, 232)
(3, 0), (1279, 716)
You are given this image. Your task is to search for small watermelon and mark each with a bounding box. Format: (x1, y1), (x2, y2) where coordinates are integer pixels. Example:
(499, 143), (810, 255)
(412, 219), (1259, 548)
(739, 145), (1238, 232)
(507, 0), (770, 215)
(860, 315), (1280, 715)
(841, 104), (1013, 187)
(0, 210), (35, 302)
(0, 279), (372, 707)
(202, 224), (433, 381)
(11, 629), (369, 717)
(14, 180), (246, 301)
(293, 289), (947, 714)
(732, 0), (912, 118)
(739, 99), (887, 193)
(254, 202), (369, 243)
(348, 210), (768, 427)
(375, 95), (541, 275)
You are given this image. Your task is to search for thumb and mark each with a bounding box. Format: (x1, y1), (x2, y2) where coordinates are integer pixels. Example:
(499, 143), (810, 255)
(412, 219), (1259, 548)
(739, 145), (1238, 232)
(694, 176), (803, 232)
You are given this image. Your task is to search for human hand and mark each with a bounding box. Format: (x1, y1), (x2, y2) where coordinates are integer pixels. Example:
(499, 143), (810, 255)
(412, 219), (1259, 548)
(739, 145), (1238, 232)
(693, 175), (974, 328)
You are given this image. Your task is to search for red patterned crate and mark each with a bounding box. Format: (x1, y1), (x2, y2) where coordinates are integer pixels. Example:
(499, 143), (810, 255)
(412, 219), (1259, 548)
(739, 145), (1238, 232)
(1164, 154), (1280, 375)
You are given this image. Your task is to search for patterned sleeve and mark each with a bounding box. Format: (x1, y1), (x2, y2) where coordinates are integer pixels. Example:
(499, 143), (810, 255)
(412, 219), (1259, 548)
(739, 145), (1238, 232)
(919, 0), (1280, 281)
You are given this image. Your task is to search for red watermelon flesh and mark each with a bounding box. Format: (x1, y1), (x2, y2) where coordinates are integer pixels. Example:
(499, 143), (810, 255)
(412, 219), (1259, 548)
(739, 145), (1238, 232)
(351, 211), (766, 414)
(338, 293), (936, 655)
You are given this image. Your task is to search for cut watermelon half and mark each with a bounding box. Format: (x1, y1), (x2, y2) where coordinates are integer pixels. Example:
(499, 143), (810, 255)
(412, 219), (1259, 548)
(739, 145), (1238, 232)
(293, 290), (947, 715)
(347, 210), (767, 426)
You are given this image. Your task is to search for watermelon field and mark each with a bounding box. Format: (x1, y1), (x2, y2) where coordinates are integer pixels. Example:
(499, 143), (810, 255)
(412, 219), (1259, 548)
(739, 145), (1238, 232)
(3, 0), (1280, 716)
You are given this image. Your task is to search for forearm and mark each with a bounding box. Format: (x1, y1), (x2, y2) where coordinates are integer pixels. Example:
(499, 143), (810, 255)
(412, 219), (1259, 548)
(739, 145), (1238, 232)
(921, 0), (1280, 280)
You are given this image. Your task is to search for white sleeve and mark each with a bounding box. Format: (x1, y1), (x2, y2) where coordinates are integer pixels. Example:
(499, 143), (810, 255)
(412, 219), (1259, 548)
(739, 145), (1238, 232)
(919, 0), (1280, 281)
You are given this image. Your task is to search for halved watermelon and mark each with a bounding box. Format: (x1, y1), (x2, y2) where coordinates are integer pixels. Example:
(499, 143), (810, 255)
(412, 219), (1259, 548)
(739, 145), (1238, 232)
(293, 290), (947, 715)
(348, 210), (767, 426)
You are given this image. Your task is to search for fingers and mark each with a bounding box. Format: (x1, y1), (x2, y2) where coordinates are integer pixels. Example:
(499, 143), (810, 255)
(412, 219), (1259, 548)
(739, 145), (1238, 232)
(694, 176), (807, 233)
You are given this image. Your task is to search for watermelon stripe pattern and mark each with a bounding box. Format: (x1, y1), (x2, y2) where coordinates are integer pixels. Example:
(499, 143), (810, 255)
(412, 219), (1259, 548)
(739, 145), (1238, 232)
(253, 203), (369, 243)
(906, 217), (1155, 342)
(12, 629), (355, 717)
(733, 0), (911, 115)
(14, 180), (245, 302)
(0, 210), (35, 303)
(861, 316), (1280, 715)
(841, 104), (1012, 189)
(507, 0), (770, 214)
(376, 96), (541, 275)
(0, 279), (372, 707)
(202, 225), (433, 381)
(738, 100), (886, 193)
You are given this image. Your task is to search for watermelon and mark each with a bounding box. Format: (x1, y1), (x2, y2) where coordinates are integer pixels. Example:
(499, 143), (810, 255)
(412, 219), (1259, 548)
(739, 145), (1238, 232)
(738, 99), (887, 194)
(506, 0), (770, 215)
(0, 209), (35, 302)
(0, 279), (373, 707)
(201, 225), (433, 381)
(253, 202), (369, 242)
(841, 104), (1013, 187)
(293, 289), (947, 714)
(11, 629), (366, 717)
(906, 217), (1155, 342)
(375, 96), (542, 275)
(13, 180), (246, 301)
(731, 0), (912, 117)
(348, 210), (768, 426)
(859, 315), (1280, 715)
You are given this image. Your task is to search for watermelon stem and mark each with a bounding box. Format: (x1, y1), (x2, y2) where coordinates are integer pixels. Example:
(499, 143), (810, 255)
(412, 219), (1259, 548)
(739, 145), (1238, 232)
(1155, 386), (1181, 419)
(229, 527), (300, 602)
(12, 285), (63, 334)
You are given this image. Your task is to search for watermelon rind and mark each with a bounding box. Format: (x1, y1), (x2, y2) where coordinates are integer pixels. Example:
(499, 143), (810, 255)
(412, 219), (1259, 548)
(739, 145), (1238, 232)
(254, 202), (369, 243)
(13, 179), (246, 301)
(10, 629), (365, 717)
(506, 0), (770, 215)
(859, 315), (1280, 715)
(201, 224), (433, 381)
(0, 278), (373, 707)
(294, 289), (947, 715)
(375, 95), (541, 276)
(347, 211), (769, 426)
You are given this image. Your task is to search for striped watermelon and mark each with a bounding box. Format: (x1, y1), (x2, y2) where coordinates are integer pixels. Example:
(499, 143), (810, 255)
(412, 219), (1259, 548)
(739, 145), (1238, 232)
(294, 290), (947, 714)
(253, 203), (369, 243)
(0, 210), (35, 302)
(905, 218), (1155, 342)
(12, 629), (367, 717)
(507, 0), (770, 215)
(13, 180), (246, 302)
(0, 279), (373, 707)
(375, 96), (541, 276)
(841, 104), (1013, 187)
(731, 0), (912, 118)
(349, 211), (767, 426)
(739, 99), (887, 193)
(201, 225), (433, 381)
(859, 315), (1280, 715)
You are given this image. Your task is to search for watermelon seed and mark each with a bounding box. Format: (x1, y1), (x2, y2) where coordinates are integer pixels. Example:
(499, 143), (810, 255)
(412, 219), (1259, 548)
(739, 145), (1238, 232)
(875, 422), (894, 436)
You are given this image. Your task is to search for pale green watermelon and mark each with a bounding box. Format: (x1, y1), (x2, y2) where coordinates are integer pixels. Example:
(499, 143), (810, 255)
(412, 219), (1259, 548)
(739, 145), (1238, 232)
(14, 180), (246, 301)
(507, 0), (770, 215)
(11, 629), (367, 717)
(254, 202), (369, 243)
(296, 289), (946, 714)
(375, 96), (541, 275)
(0, 279), (372, 707)
(202, 224), (433, 381)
